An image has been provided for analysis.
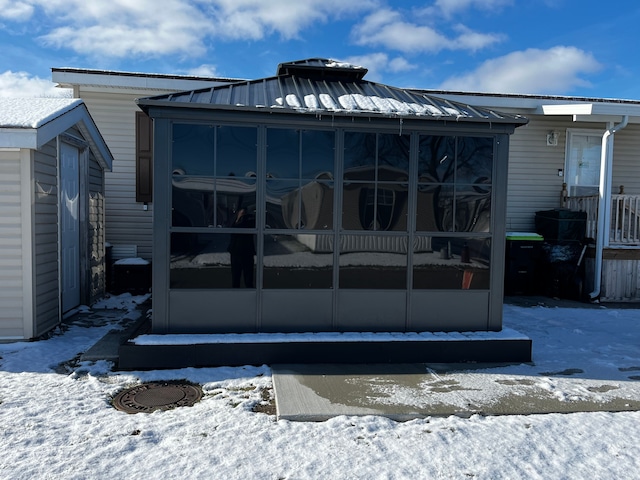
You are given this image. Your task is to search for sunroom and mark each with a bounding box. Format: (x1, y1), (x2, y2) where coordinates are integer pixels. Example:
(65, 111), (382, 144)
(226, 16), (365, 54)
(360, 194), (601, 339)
(127, 59), (529, 366)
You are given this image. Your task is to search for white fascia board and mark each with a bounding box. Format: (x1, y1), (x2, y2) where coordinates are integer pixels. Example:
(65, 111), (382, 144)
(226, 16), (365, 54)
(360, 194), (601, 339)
(542, 103), (640, 118)
(52, 70), (231, 93)
(0, 128), (37, 148)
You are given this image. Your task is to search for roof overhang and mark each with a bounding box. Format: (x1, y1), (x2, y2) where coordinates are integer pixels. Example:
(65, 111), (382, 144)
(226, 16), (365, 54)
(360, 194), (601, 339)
(0, 102), (113, 171)
(541, 103), (640, 124)
(52, 68), (243, 95)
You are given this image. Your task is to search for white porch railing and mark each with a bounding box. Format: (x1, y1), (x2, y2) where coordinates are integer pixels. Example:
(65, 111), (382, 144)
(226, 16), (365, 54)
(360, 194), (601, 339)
(566, 194), (640, 245)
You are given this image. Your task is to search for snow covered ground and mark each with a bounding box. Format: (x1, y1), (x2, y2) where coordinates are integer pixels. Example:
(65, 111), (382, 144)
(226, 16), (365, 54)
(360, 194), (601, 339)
(1, 294), (639, 479)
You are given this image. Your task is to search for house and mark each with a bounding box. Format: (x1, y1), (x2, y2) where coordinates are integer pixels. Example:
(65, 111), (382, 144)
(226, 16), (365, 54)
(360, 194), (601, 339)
(51, 68), (243, 262)
(422, 90), (640, 302)
(0, 98), (113, 340)
(52, 63), (640, 303)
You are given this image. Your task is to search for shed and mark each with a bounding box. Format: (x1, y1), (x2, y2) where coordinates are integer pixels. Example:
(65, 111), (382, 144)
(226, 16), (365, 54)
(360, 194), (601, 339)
(129, 58), (530, 366)
(0, 98), (113, 340)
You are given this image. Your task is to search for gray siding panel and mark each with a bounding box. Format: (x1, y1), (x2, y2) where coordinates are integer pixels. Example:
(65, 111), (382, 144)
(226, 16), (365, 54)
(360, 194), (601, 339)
(33, 141), (60, 337)
(0, 150), (25, 338)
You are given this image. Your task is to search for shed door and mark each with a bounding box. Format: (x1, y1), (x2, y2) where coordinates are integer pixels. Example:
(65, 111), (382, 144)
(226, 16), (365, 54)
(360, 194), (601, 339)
(61, 142), (81, 312)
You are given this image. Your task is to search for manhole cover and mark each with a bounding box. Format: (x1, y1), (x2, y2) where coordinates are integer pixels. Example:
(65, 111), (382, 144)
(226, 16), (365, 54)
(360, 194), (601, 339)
(112, 381), (203, 413)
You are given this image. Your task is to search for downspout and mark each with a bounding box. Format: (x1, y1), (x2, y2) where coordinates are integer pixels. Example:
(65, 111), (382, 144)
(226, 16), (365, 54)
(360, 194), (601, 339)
(589, 115), (629, 301)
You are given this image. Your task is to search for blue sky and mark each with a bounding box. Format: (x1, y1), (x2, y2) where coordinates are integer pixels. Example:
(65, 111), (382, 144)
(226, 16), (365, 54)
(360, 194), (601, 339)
(1, 0), (639, 100)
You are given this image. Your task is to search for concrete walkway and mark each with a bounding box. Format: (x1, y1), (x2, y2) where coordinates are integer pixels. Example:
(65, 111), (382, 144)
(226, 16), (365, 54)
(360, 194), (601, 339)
(272, 362), (640, 421)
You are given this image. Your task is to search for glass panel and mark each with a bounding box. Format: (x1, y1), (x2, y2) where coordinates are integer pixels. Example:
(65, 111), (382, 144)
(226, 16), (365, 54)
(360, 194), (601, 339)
(267, 180), (333, 230)
(566, 133), (601, 196)
(172, 176), (214, 227)
(266, 179), (300, 229)
(433, 185), (455, 232)
(263, 234), (333, 288)
(455, 185), (492, 233)
(413, 236), (491, 290)
(342, 183), (408, 232)
(344, 132), (376, 181)
(301, 130), (335, 179)
(456, 136), (493, 184)
(217, 126), (257, 178)
(418, 135), (455, 183)
(170, 232), (253, 289)
(338, 234), (407, 289)
(266, 128), (299, 179)
(377, 133), (410, 181)
(216, 178), (256, 227)
(172, 124), (214, 176)
(300, 180), (333, 230)
(416, 183), (439, 232)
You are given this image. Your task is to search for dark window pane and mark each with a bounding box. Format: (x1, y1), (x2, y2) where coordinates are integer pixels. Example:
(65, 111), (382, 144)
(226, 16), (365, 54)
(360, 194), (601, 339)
(416, 184), (439, 232)
(413, 236), (490, 290)
(348, 184), (408, 231)
(344, 132), (376, 181)
(267, 180), (333, 230)
(172, 124), (214, 176)
(172, 176), (214, 227)
(338, 234), (407, 289)
(263, 234), (333, 288)
(418, 136), (455, 183)
(217, 126), (257, 177)
(266, 128), (299, 179)
(435, 185), (455, 232)
(377, 133), (409, 181)
(301, 130), (334, 179)
(216, 178), (256, 227)
(170, 232), (254, 289)
(266, 179), (299, 229)
(456, 136), (493, 184)
(455, 185), (492, 233)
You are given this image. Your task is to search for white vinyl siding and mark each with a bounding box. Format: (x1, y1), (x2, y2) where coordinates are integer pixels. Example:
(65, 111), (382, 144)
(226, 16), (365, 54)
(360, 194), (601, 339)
(0, 149), (28, 338)
(611, 123), (640, 195)
(505, 118), (573, 232)
(505, 118), (640, 233)
(79, 92), (155, 259)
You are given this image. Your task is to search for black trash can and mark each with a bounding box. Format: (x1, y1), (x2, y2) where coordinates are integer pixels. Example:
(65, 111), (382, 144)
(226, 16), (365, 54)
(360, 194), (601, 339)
(535, 209), (587, 242)
(504, 232), (544, 295)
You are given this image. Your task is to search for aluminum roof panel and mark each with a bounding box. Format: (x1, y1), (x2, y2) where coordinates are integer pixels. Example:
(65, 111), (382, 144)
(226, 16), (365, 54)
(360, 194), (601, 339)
(138, 59), (527, 125)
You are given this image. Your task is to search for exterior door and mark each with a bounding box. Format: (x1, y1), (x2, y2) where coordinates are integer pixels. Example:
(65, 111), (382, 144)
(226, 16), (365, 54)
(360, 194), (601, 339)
(61, 142), (81, 312)
(565, 130), (602, 196)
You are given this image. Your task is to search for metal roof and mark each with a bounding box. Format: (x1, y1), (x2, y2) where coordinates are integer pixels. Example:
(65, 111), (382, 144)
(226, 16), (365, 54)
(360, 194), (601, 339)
(137, 58), (528, 125)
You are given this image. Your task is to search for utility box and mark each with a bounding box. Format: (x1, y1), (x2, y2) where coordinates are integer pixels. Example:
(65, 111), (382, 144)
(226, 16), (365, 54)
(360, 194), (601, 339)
(504, 232), (544, 295)
(535, 209), (587, 242)
(113, 258), (151, 294)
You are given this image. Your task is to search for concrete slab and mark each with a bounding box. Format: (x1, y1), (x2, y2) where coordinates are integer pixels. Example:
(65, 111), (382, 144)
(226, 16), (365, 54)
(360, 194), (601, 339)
(272, 363), (640, 421)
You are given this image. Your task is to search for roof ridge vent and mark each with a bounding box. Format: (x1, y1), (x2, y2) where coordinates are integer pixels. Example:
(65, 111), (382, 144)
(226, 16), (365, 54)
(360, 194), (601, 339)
(276, 58), (368, 82)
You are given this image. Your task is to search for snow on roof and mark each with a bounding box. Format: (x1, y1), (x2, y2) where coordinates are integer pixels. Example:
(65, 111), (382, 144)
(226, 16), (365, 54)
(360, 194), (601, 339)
(0, 98), (83, 128)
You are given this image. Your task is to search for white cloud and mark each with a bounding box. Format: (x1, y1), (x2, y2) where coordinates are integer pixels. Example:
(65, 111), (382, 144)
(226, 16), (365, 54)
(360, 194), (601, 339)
(0, 0), (34, 20)
(352, 9), (503, 53)
(2, 0), (377, 59)
(438, 46), (602, 94)
(343, 53), (416, 82)
(184, 64), (221, 77)
(0, 71), (72, 98)
(36, 0), (212, 57)
(428, 0), (513, 18)
(202, 0), (378, 40)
